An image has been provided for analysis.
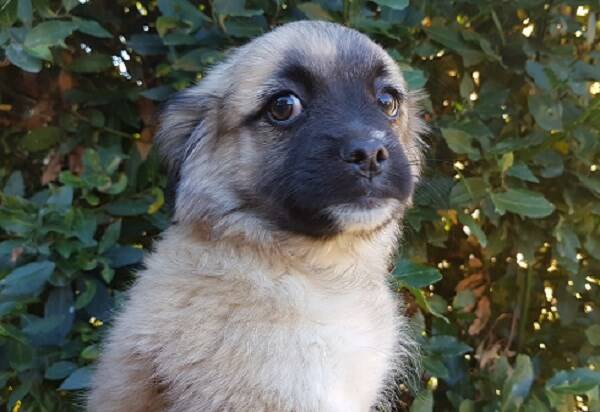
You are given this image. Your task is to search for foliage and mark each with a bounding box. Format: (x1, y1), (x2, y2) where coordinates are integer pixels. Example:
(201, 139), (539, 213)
(0, 0), (599, 410)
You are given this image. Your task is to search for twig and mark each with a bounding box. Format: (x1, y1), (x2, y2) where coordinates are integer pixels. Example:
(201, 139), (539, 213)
(71, 111), (135, 139)
(516, 266), (534, 351)
(490, 9), (506, 46)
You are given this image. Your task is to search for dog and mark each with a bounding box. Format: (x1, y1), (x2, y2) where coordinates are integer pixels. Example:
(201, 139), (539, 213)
(87, 20), (426, 412)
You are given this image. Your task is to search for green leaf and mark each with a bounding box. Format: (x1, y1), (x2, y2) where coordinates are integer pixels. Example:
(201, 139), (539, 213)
(26, 44), (52, 61)
(489, 133), (545, 155)
(392, 260), (442, 288)
(499, 152), (514, 175)
(81, 344), (100, 360)
(24, 21), (77, 49)
(426, 26), (484, 66)
(6, 43), (42, 72)
(459, 400), (476, 412)
(586, 325), (600, 346)
(0, 261), (55, 297)
(62, 0), (80, 11)
(526, 61), (551, 91)
(47, 186), (73, 210)
(59, 366), (93, 390)
(17, 0), (32, 25)
(3, 171), (25, 197)
(43, 287), (75, 344)
(533, 149), (564, 178)
(427, 26), (466, 52)
(172, 48), (222, 71)
(22, 126), (61, 151)
(453, 290), (475, 311)
(223, 17), (266, 39)
(502, 355), (534, 411)
(73, 17), (112, 38)
(546, 369), (600, 394)
(450, 178), (488, 207)
(577, 174), (600, 196)
(7, 382), (32, 412)
(408, 287), (449, 322)
(528, 94), (563, 131)
(156, 16), (180, 36)
(7, 340), (34, 372)
(422, 355), (450, 380)
(584, 234), (600, 260)
(507, 163), (539, 183)
(22, 315), (64, 344)
(372, 0), (409, 11)
(157, 0), (209, 28)
(213, 0), (263, 17)
(140, 85), (175, 101)
(100, 173), (128, 195)
(0, 324), (27, 344)
(441, 128), (480, 160)
(459, 74), (474, 100)
(45, 361), (77, 380)
(425, 335), (472, 357)
(98, 220), (121, 254)
(104, 245), (143, 268)
(127, 34), (168, 56)
(75, 278), (98, 309)
(72, 210), (97, 247)
(459, 212), (487, 246)
(490, 188), (555, 218)
(410, 389), (434, 412)
(403, 69), (428, 90)
(297, 3), (332, 21)
(68, 53), (113, 73)
(554, 220), (581, 262)
(523, 395), (551, 412)
(105, 196), (153, 216)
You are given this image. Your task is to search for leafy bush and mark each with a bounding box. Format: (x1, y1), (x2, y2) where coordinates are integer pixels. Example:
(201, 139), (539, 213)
(1, 0), (600, 410)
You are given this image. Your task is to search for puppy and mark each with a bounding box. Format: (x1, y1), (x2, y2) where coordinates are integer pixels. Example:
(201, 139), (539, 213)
(88, 21), (426, 412)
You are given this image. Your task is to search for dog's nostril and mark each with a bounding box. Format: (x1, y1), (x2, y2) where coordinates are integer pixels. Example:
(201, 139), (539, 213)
(348, 149), (369, 164)
(376, 147), (389, 163)
(342, 140), (389, 177)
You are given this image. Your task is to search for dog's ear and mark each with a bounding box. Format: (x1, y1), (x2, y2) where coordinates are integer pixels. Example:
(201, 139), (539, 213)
(155, 87), (217, 209)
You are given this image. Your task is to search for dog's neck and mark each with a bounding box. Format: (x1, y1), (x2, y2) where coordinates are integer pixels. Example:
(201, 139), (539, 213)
(163, 216), (400, 287)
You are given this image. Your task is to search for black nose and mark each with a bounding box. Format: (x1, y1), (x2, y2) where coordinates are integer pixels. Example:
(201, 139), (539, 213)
(341, 139), (389, 178)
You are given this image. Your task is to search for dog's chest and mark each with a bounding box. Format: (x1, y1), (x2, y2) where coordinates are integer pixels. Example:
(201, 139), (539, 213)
(297, 282), (400, 411)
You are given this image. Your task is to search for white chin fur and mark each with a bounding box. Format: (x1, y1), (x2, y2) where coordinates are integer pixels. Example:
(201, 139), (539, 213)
(326, 199), (402, 233)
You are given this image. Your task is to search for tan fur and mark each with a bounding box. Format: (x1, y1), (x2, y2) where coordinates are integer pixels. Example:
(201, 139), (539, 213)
(88, 21), (425, 412)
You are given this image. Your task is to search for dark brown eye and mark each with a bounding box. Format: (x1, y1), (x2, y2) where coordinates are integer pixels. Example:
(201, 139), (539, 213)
(268, 93), (302, 123)
(377, 90), (399, 118)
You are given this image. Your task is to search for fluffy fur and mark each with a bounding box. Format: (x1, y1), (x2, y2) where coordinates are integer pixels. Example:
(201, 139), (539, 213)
(88, 21), (426, 412)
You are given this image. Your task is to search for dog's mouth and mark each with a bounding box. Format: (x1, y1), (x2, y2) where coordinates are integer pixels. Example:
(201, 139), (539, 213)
(324, 197), (402, 234)
(350, 196), (387, 209)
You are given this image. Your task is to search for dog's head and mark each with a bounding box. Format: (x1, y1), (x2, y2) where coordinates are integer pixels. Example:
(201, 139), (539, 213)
(157, 21), (426, 239)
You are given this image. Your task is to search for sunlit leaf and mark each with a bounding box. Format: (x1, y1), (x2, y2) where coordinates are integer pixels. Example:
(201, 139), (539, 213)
(491, 188), (555, 218)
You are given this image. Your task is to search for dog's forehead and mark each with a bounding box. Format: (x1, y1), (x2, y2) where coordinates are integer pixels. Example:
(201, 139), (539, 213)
(257, 22), (396, 79)
(224, 22), (405, 115)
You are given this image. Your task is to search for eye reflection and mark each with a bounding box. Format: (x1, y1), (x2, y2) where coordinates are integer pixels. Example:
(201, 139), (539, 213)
(377, 90), (400, 118)
(268, 93), (302, 123)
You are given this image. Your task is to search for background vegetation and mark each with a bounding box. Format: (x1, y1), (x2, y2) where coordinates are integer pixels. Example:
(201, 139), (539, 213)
(0, 0), (599, 410)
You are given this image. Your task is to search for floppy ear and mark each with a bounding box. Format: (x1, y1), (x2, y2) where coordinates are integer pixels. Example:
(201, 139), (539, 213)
(155, 87), (217, 209)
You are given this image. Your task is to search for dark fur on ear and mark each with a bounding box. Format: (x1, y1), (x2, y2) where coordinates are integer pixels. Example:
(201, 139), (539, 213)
(155, 88), (217, 208)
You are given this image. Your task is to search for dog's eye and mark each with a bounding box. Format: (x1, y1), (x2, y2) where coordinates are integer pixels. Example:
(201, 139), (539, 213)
(377, 90), (399, 118)
(268, 93), (302, 123)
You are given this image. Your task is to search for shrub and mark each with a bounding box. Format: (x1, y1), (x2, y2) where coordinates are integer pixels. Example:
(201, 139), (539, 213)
(1, 0), (599, 410)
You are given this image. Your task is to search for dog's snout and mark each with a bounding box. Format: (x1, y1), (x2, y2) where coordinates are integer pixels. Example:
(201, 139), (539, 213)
(341, 139), (389, 178)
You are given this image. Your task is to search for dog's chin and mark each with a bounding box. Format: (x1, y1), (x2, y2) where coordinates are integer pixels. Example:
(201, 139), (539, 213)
(325, 198), (403, 235)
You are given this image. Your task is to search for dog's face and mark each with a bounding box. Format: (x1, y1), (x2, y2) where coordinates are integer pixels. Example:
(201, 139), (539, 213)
(158, 21), (425, 239)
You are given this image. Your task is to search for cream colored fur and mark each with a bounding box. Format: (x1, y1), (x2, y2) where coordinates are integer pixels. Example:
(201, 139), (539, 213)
(88, 21), (424, 412)
(87, 223), (417, 411)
